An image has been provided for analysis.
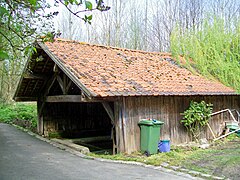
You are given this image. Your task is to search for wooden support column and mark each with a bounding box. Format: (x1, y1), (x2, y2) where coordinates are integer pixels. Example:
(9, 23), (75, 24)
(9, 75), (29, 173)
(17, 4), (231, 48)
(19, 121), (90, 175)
(115, 98), (126, 153)
(37, 98), (44, 135)
(114, 101), (120, 154)
(38, 73), (58, 117)
(102, 102), (117, 155)
(37, 64), (59, 135)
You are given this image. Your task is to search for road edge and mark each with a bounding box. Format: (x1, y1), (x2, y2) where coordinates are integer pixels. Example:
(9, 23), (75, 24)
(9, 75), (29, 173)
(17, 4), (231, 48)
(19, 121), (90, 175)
(11, 123), (225, 180)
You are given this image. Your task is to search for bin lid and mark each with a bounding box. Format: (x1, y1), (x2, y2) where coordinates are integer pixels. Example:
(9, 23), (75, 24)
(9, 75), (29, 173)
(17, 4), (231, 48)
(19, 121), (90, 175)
(160, 139), (170, 142)
(153, 120), (164, 125)
(138, 119), (164, 126)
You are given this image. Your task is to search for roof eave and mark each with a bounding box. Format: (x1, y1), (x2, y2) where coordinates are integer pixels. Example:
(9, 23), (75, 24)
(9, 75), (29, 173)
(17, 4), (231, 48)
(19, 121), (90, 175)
(97, 91), (238, 97)
(13, 55), (33, 101)
(37, 41), (97, 99)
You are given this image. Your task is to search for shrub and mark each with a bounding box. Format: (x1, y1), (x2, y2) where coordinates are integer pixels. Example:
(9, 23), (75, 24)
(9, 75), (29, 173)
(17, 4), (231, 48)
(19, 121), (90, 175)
(181, 101), (213, 141)
(0, 103), (37, 131)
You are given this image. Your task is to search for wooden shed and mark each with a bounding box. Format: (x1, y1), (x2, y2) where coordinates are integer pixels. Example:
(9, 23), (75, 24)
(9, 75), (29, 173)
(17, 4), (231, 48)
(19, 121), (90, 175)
(14, 39), (239, 154)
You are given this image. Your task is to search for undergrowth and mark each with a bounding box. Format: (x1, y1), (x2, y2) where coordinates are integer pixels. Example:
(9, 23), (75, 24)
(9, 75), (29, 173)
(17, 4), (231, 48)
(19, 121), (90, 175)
(171, 17), (240, 92)
(0, 103), (37, 131)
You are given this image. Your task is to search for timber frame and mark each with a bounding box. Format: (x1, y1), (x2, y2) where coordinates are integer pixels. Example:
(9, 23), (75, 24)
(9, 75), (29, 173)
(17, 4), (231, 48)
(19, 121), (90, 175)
(14, 40), (240, 154)
(14, 42), (119, 154)
(42, 65), (117, 153)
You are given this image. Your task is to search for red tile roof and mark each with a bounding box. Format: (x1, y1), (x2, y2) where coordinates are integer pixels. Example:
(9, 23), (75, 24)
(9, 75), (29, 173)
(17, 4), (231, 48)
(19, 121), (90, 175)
(43, 39), (236, 97)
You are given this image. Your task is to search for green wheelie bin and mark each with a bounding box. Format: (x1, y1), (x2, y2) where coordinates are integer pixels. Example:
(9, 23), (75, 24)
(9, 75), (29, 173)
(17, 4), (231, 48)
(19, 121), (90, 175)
(138, 119), (164, 155)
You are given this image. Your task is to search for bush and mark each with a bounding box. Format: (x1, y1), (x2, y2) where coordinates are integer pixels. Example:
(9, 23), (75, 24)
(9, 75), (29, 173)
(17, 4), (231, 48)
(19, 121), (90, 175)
(181, 101), (213, 141)
(0, 103), (37, 131)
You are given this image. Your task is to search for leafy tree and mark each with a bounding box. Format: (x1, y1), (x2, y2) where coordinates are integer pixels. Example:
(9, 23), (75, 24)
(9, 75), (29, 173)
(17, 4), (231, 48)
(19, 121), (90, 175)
(0, 0), (110, 58)
(0, 0), (110, 103)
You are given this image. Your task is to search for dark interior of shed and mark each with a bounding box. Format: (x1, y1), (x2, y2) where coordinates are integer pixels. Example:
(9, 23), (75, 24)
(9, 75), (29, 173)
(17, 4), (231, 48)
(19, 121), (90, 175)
(44, 102), (113, 154)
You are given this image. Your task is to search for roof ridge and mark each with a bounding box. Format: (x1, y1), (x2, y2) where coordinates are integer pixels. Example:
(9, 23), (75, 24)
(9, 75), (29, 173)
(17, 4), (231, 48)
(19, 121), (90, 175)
(53, 38), (171, 57)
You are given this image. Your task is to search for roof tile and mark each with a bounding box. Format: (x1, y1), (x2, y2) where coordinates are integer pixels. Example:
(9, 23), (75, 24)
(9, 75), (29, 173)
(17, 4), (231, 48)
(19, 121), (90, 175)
(44, 39), (236, 97)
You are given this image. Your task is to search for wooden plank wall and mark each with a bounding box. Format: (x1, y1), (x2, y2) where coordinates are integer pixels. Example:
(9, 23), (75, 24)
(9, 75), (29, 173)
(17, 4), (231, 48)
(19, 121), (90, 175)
(116, 95), (240, 154)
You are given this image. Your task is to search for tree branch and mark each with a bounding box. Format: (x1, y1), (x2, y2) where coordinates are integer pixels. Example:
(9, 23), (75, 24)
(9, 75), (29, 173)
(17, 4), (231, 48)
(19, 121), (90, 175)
(58, 0), (84, 20)
(0, 31), (25, 52)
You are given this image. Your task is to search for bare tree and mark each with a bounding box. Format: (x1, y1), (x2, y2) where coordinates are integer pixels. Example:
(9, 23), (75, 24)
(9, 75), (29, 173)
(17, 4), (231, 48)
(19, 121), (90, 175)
(55, 4), (86, 40)
(54, 0), (240, 53)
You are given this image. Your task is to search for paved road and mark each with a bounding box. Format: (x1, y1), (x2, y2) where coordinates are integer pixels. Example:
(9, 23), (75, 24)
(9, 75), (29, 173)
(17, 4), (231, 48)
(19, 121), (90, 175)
(0, 123), (193, 180)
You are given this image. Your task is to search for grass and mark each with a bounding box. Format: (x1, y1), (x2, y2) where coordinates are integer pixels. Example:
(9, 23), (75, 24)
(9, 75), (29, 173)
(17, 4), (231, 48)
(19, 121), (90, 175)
(90, 146), (200, 166)
(182, 134), (240, 178)
(90, 134), (240, 179)
(0, 102), (37, 131)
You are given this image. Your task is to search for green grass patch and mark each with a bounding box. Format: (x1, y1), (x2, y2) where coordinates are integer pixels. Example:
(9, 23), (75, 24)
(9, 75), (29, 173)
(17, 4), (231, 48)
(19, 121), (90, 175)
(0, 102), (37, 131)
(90, 136), (240, 179)
(90, 146), (200, 166)
(48, 132), (63, 139)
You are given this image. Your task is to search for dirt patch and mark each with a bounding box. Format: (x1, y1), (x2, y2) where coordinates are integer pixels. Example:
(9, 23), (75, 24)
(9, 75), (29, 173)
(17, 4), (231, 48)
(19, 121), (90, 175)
(183, 137), (240, 179)
(12, 119), (37, 133)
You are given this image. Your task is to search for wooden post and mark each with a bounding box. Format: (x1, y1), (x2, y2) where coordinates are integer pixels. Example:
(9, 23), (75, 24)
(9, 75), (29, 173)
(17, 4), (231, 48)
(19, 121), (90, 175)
(116, 98), (126, 153)
(37, 98), (44, 135)
(114, 101), (120, 154)
(102, 102), (117, 154)
(37, 69), (59, 135)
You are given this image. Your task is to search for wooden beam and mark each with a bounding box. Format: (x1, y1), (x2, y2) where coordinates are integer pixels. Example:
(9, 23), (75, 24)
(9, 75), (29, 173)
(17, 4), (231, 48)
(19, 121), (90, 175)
(66, 80), (72, 93)
(23, 72), (49, 80)
(53, 63), (59, 72)
(38, 73), (58, 116)
(30, 80), (40, 96)
(102, 102), (114, 124)
(56, 75), (64, 93)
(56, 73), (70, 95)
(46, 95), (82, 102)
(38, 41), (96, 98)
(14, 96), (37, 101)
(114, 101), (120, 154)
(63, 74), (67, 94)
(44, 73), (58, 96)
(102, 102), (117, 154)
(45, 95), (103, 103)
